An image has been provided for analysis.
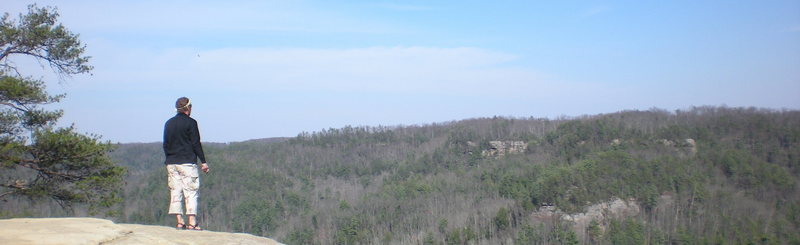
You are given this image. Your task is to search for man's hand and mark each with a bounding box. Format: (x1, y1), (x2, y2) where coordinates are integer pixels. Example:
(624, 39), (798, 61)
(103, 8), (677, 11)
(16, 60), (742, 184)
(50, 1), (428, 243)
(201, 163), (210, 173)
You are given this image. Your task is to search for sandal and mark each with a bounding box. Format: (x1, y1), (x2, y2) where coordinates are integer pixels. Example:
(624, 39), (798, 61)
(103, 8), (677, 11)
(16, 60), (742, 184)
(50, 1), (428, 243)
(176, 223), (186, 230)
(185, 223), (203, 231)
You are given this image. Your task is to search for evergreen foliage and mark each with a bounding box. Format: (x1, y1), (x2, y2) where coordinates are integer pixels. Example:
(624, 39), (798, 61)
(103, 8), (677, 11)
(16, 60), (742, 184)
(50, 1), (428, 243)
(0, 5), (123, 213)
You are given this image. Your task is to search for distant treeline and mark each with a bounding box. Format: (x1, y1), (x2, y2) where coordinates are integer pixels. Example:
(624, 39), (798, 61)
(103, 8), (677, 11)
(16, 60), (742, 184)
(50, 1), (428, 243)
(4, 106), (799, 244)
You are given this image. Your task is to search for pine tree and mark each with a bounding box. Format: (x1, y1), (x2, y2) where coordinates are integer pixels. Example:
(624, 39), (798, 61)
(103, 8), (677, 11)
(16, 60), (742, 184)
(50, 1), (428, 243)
(0, 5), (124, 213)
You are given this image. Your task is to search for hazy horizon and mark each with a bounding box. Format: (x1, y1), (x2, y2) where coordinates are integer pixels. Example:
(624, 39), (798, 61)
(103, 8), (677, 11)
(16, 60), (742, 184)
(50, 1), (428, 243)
(6, 1), (799, 143)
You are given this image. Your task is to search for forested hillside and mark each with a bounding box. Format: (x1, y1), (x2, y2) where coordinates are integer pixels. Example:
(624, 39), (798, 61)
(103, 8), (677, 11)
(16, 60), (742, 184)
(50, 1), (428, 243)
(5, 106), (800, 244)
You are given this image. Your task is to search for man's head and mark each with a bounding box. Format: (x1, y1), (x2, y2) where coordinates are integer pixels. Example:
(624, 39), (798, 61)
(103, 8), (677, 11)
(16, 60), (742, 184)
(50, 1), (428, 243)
(175, 97), (192, 115)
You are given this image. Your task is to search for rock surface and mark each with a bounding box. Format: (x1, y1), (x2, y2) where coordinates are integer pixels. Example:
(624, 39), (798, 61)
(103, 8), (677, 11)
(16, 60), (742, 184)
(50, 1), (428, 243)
(561, 197), (640, 237)
(0, 217), (282, 245)
(531, 197), (641, 241)
(481, 141), (528, 157)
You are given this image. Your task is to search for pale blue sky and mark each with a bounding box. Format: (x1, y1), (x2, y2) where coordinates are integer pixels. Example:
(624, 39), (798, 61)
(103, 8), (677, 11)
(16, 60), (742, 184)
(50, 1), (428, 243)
(5, 1), (800, 143)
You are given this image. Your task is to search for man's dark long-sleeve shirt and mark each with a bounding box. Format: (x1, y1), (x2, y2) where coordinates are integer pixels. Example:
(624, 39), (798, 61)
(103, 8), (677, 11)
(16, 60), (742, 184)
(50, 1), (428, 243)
(163, 113), (206, 165)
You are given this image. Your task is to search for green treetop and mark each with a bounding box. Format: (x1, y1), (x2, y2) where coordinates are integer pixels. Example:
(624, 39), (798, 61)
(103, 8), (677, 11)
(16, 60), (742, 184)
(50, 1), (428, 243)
(0, 4), (124, 214)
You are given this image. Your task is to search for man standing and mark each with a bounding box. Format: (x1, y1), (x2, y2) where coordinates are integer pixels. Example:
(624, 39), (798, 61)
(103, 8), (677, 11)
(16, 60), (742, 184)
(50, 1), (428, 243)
(163, 97), (210, 231)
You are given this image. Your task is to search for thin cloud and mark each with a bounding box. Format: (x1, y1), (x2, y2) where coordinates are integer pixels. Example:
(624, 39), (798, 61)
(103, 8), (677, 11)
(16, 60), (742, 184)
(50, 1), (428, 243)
(57, 45), (591, 142)
(27, 0), (401, 35)
(373, 3), (433, 11)
(88, 46), (553, 97)
(577, 6), (613, 20)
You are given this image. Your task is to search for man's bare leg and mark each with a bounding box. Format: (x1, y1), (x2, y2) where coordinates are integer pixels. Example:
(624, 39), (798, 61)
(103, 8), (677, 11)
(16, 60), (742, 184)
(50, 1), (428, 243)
(187, 214), (201, 230)
(175, 215), (185, 229)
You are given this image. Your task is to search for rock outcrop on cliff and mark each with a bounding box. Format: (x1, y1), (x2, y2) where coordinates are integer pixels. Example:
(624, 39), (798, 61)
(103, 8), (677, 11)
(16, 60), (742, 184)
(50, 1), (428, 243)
(0, 218), (282, 245)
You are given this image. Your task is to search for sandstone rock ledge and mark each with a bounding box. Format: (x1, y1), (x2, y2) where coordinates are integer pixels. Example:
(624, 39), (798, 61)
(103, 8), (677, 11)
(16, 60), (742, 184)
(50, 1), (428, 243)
(0, 218), (283, 245)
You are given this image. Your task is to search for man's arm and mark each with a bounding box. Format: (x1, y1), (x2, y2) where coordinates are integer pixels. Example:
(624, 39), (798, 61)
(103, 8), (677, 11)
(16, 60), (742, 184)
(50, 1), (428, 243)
(189, 119), (207, 163)
(163, 122), (169, 158)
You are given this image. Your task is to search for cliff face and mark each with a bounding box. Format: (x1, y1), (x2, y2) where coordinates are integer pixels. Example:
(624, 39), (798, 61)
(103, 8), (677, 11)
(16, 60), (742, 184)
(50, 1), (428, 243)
(0, 218), (283, 245)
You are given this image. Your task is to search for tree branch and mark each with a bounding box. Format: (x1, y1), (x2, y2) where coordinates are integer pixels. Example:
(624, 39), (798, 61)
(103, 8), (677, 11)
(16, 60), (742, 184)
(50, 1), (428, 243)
(5, 50), (79, 77)
(0, 46), (14, 61)
(0, 101), (29, 112)
(17, 160), (84, 181)
(0, 190), (15, 198)
(0, 180), (28, 197)
(0, 63), (24, 77)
